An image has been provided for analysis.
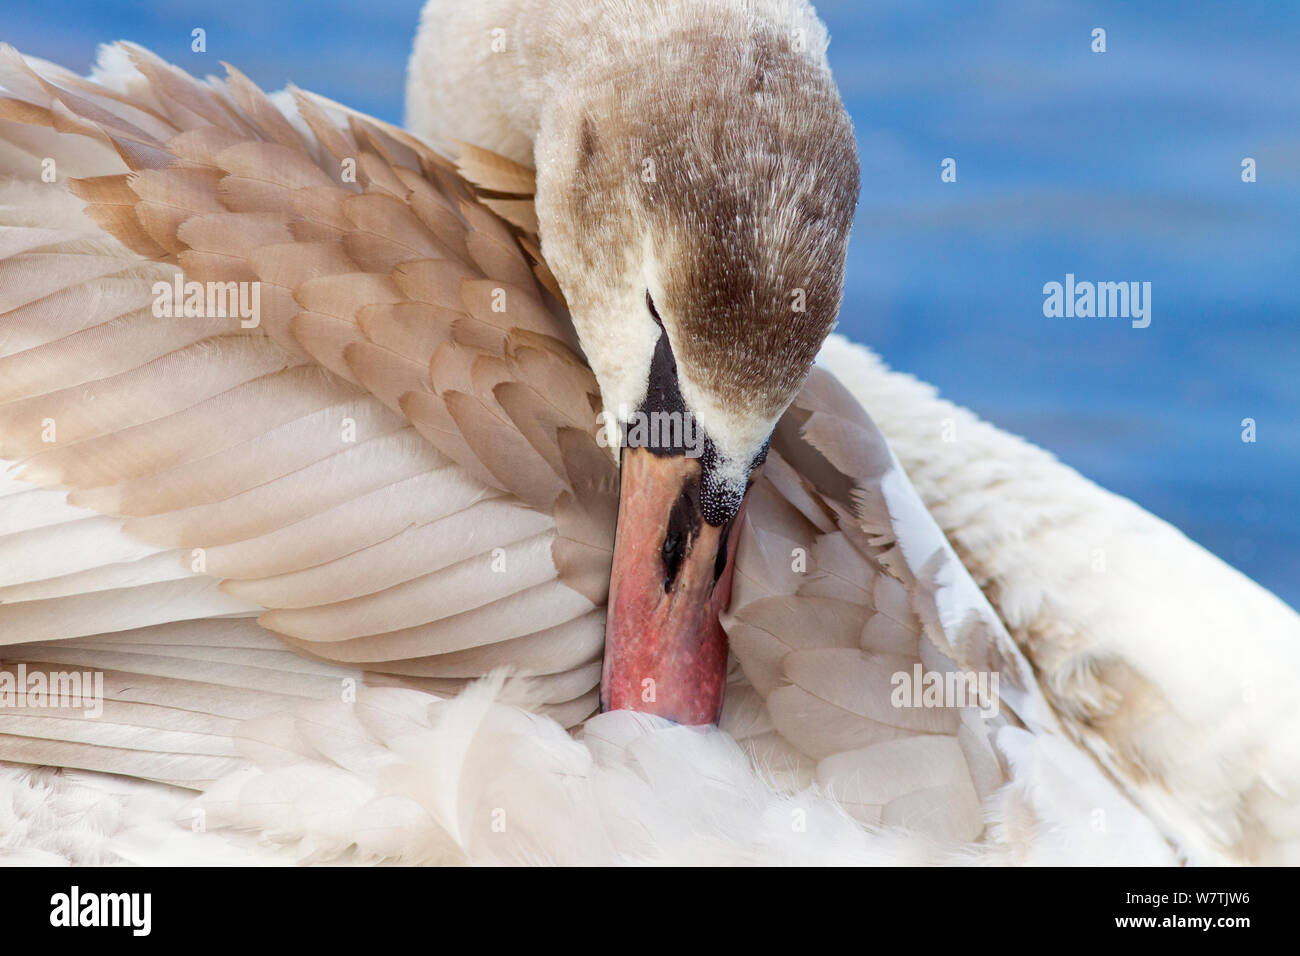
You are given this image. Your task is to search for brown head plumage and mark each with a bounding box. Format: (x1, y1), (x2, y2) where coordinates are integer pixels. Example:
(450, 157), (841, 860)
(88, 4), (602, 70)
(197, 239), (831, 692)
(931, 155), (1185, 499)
(532, 4), (860, 512)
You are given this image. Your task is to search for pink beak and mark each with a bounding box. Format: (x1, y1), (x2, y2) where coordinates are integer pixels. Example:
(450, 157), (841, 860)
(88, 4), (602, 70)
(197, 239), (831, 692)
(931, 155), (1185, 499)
(599, 445), (747, 725)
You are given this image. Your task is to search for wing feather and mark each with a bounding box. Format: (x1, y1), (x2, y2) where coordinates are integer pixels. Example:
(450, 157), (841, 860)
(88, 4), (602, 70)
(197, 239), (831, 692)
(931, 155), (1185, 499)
(0, 44), (606, 771)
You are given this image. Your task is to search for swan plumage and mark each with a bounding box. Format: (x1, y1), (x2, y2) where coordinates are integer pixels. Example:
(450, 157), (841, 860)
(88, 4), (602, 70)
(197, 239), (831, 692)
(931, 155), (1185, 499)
(0, 0), (1296, 865)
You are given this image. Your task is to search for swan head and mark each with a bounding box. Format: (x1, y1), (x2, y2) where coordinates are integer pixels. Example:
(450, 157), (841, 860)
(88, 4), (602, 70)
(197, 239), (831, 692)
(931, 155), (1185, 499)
(530, 28), (859, 724)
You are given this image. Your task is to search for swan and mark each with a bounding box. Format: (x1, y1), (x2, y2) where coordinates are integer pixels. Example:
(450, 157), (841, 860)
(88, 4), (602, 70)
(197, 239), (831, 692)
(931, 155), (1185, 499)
(0, 0), (1297, 866)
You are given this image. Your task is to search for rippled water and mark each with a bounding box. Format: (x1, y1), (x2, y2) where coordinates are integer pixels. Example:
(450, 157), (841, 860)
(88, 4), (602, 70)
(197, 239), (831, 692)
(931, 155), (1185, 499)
(7, 0), (1297, 607)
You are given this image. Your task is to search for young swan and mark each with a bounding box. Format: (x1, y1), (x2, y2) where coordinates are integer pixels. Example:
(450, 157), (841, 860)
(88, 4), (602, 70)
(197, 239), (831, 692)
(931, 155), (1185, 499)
(408, 0), (859, 723)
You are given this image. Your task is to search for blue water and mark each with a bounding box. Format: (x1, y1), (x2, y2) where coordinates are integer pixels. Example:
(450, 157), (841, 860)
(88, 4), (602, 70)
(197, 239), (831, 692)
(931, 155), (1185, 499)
(6, 0), (1298, 608)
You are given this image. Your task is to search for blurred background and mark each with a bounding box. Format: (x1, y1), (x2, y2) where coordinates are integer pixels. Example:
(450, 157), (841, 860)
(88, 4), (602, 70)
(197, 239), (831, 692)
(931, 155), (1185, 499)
(6, 0), (1298, 607)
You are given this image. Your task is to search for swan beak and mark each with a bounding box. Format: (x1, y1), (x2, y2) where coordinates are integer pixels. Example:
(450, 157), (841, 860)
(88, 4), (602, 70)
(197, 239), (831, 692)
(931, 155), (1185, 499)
(600, 444), (746, 725)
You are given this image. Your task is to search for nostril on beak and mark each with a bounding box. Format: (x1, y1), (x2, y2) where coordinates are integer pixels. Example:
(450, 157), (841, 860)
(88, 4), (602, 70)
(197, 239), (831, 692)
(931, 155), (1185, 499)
(661, 487), (698, 590)
(661, 527), (685, 590)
